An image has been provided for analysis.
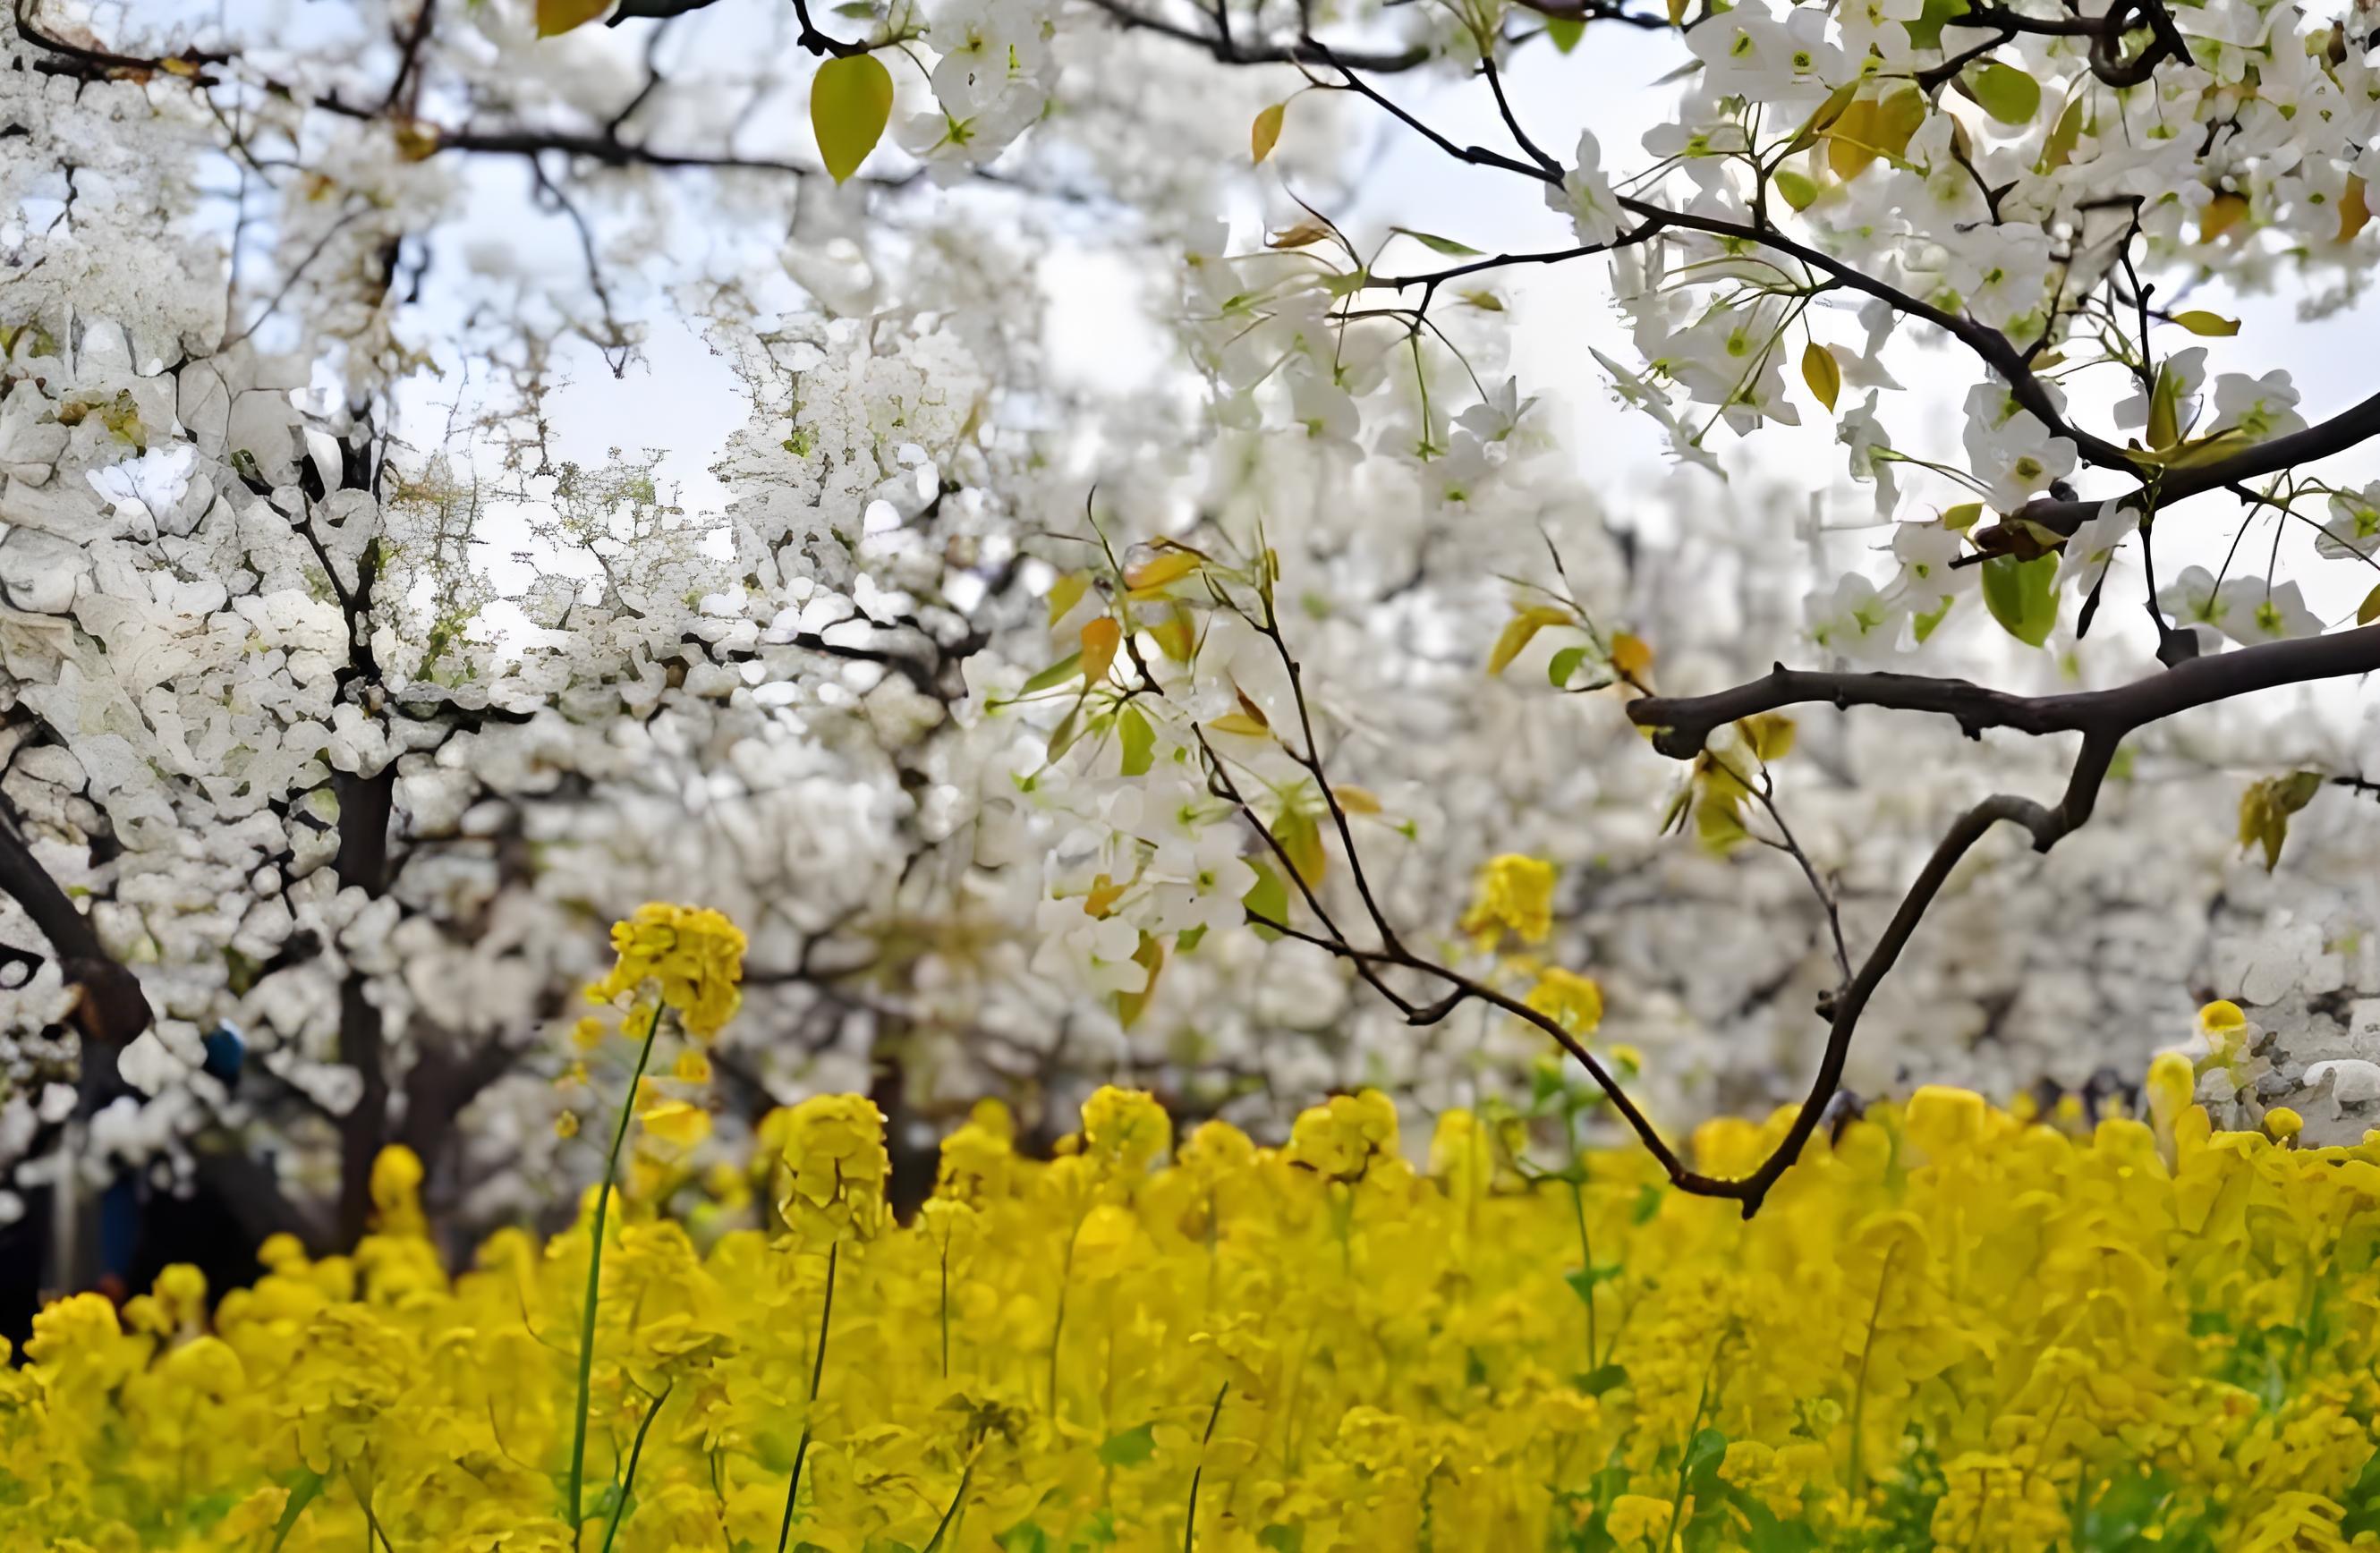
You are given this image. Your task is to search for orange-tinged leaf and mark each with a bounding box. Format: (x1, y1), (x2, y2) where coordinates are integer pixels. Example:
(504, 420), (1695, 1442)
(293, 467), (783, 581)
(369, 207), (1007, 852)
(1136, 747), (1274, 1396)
(1125, 549), (1202, 593)
(1610, 632), (1654, 678)
(1233, 687), (1270, 728)
(1080, 617), (1121, 683)
(1266, 221), (1331, 250)
(2342, 175), (2372, 244)
(1084, 873), (1126, 919)
(536, 0), (610, 34)
(2199, 191), (2249, 244)
(1252, 101), (1287, 164)
(1332, 785), (1383, 815)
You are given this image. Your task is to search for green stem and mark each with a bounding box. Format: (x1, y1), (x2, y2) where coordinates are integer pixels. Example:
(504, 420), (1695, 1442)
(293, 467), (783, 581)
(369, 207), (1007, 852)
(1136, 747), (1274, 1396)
(599, 1384), (674, 1553)
(1047, 1218), (1083, 1421)
(1563, 1110), (1599, 1367)
(776, 1238), (841, 1553)
(566, 998), (667, 1532)
(1848, 1243), (1902, 1505)
(922, 1461), (973, 1553)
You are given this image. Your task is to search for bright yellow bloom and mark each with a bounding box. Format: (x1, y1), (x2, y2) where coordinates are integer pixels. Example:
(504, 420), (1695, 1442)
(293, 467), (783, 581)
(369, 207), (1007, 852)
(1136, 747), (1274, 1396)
(1459, 853), (1557, 947)
(1081, 1085), (1171, 1176)
(2266, 1105), (2304, 1144)
(776, 1093), (890, 1241)
(1287, 1089), (1399, 1182)
(1525, 965), (1603, 1034)
(587, 902), (747, 1039)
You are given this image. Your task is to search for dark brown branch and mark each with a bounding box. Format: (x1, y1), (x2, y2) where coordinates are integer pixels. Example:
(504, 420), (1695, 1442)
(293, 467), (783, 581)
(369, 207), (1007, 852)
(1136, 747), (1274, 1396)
(0, 801), (151, 1047)
(1981, 386), (2380, 550)
(1626, 623), (2380, 759)
(1081, 0), (1432, 71)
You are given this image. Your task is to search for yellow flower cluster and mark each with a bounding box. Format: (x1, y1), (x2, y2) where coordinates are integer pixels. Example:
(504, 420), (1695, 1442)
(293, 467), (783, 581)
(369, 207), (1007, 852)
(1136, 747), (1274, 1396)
(1459, 853), (1557, 947)
(18, 1079), (2380, 1552)
(588, 902), (749, 1039)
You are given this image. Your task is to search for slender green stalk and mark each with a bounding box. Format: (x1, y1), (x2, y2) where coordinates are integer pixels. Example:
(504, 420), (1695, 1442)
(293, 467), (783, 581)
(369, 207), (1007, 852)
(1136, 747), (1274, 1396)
(1563, 1110), (1599, 1367)
(566, 999), (667, 1532)
(937, 1232), (951, 1380)
(1847, 1243), (1902, 1504)
(1182, 1381), (1230, 1553)
(776, 1238), (841, 1553)
(599, 1384), (674, 1553)
(1047, 1218), (1083, 1421)
(922, 1461), (973, 1553)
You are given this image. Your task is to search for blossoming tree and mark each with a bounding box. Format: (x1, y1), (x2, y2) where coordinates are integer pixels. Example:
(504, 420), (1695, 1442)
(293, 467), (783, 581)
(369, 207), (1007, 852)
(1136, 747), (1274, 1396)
(4, 0), (2380, 1266)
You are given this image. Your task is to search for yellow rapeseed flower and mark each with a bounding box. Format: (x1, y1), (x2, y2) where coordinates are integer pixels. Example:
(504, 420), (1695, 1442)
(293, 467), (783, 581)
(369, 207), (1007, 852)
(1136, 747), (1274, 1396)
(587, 902), (747, 1039)
(1525, 965), (1604, 1034)
(1459, 853), (1557, 947)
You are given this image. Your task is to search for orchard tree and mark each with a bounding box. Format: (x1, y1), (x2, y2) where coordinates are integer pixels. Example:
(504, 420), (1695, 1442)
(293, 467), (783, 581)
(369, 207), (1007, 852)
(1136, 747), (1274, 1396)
(4, 0), (2380, 1265)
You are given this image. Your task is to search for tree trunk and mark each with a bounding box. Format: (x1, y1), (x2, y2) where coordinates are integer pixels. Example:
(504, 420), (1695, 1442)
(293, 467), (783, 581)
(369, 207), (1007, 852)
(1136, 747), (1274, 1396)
(333, 766), (396, 1247)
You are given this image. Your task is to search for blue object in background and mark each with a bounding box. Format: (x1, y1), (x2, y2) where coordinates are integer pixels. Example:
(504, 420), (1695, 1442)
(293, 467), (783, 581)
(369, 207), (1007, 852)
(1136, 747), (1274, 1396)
(200, 1023), (244, 1090)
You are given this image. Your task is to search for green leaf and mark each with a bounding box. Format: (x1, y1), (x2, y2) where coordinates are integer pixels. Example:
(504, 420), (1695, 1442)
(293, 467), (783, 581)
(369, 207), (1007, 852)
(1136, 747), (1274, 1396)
(1773, 168), (1819, 211)
(1175, 923), (1207, 953)
(1913, 594), (1955, 644)
(2171, 310), (2240, 337)
(1020, 652), (1083, 695)
(2359, 581), (2380, 626)
(1902, 0), (1970, 53)
(1546, 15), (1584, 49)
(2341, 1451), (2380, 1539)
(1548, 644), (1590, 689)
(1098, 1423), (1157, 1467)
(1242, 860), (1289, 938)
(1259, 1528), (1305, 1553)
(1968, 60), (2042, 125)
(1252, 101), (1286, 163)
(1577, 1362), (1630, 1396)
(268, 1471), (326, 1553)
(1631, 1182), (1663, 1225)
(1390, 227), (1483, 257)
(1801, 341), (1840, 412)
(2036, 97), (2085, 173)
(998, 1523), (1050, 1553)
(1942, 501), (1983, 531)
(1564, 1264), (1622, 1303)
(1980, 553), (2059, 648)
(811, 54), (895, 185)
(2238, 770), (2326, 871)
(1118, 705), (1154, 776)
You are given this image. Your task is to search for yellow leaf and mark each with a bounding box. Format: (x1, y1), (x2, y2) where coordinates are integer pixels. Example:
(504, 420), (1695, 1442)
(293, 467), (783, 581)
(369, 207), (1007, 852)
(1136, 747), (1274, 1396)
(1874, 89), (1926, 159)
(1610, 632), (1654, 678)
(2359, 582), (2380, 626)
(1801, 341), (1841, 412)
(2198, 191), (2249, 244)
(1083, 873), (1126, 919)
(1252, 101), (1287, 164)
(1125, 549), (1202, 593)
(1487, 606), (1569, 677)
(810, 54), (895, 186)
(1272, 808), (1326, 887)
(1825, 98), (1879, 181)
(1079, 617), (1121, 683)
(1332, 785), (1382, 815)
(1741, 713), (1796, 763)
(1266, 221), (1331, 250)
(1150, 604), (1196, 663)
(1207, 713), (1271, 738)
(535, 0), (610, 34)
(1666, 0), (1687, 25)
(1115, 933), (1166, 1030)
(2342, 174), (2372, 244)
(2036, 97), (2084, 174)
(393, 121), (440, 162)
(2170, 310), (2239, 337)
(1047, 572), (1090, 627)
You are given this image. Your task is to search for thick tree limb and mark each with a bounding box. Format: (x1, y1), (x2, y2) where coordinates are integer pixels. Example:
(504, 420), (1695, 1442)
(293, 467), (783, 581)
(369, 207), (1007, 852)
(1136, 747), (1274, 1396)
(1626, 623), (2380, 759)
(0, 802), (150, 1048)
